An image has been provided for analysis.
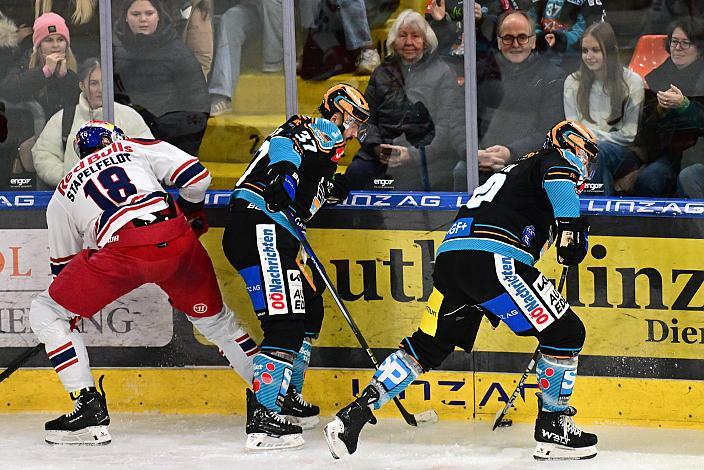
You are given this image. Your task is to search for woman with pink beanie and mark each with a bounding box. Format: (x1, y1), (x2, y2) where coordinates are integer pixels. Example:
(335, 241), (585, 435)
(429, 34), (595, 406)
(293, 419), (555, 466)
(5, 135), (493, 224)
(0, 11), (80, 119)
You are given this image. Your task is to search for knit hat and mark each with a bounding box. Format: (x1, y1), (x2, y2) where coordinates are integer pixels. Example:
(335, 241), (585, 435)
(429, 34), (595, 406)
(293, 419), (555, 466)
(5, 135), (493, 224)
(32, 12), (70, 49)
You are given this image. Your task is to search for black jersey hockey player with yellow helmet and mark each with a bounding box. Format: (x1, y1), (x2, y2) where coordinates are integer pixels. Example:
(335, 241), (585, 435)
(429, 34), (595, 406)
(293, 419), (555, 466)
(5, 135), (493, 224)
(324, 120), (599, 461)
(222, 83), (370, 450)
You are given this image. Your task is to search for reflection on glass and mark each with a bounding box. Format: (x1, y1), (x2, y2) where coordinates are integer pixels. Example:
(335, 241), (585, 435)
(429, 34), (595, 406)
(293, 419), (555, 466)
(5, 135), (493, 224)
(113, 0), (209, 156)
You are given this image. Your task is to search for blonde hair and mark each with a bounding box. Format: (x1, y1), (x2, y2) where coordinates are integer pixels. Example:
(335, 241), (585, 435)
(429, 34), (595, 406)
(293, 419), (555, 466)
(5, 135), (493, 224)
(386, 9), (438, 58)
(35, 0), (96, 25)
(28, 47), (78, 72)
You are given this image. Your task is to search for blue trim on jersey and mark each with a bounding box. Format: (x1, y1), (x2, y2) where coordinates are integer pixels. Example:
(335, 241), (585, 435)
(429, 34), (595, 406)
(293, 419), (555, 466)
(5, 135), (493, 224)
(544, 179), (580, 218)
(173, 161), (207, 188)
(436, 238), (535, 266)
(269, 136), (302, 168)
(402, 337), (420, 361)
(230, 188), (298, 239)
(311, 118), (343, 150)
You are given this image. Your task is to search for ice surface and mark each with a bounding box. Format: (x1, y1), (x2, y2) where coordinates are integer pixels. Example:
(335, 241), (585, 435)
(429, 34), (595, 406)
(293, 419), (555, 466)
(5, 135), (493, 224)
(1, 414), (703, 470)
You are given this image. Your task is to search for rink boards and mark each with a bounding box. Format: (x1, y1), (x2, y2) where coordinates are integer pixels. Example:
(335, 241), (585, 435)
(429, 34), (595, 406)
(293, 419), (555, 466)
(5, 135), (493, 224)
(2, 194), (704, 427)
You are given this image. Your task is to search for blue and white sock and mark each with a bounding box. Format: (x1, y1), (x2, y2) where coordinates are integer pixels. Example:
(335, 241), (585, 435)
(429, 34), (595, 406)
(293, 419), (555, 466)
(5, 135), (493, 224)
(252, 350), (293, 412)
(369, 349), (423, 410)
(536, 352), (578, 412)
(291, 337), (313, 393)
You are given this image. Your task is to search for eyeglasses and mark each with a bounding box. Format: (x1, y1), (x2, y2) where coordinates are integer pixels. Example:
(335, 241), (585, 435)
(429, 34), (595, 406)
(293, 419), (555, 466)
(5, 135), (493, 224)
(498, 34), (534, 46)
(670, 38), (694, 50)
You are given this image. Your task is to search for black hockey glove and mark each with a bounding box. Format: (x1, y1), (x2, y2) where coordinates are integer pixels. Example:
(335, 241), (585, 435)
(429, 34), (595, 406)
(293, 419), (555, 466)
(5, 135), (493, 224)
(555, 216), (589, 266)
(177, 197), (209, 237)
(326, 173), (349, 205)
(262, 162), (299, 212)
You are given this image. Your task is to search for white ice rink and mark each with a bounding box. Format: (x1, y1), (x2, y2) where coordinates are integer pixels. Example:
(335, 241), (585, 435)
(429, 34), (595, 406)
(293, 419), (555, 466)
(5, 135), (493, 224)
(2, 414), (704, 470)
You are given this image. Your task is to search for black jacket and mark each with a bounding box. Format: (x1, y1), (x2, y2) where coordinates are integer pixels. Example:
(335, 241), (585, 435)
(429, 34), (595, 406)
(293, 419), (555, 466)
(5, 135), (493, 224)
(113, 13), (209, 119)
(357, 53), (465, 191)
(478, 51), (565, 161)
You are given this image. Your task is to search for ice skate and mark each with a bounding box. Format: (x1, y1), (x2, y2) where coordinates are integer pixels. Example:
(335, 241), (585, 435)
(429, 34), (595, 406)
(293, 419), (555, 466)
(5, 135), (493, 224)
(533, 393), (597, 460)
(279, 386), (320, 430)
(45, 376), (111, 445)
(324, 385), (378, 459)
(245, 389), (304, 450)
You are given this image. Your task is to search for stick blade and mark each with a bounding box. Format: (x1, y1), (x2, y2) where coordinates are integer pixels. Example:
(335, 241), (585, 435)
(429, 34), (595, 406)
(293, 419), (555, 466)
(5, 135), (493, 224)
(492, 406), (509, 431)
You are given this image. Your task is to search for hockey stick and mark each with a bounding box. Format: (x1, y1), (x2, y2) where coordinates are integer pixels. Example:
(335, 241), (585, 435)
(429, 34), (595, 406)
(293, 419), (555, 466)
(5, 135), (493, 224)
(283, 210), (439, 427)
(492, 266), (568, 430)
(0, 343), (43, 384)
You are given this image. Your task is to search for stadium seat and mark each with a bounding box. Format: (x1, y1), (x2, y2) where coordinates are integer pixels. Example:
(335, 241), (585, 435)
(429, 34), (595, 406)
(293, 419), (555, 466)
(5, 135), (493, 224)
(628, 35), (668, 88)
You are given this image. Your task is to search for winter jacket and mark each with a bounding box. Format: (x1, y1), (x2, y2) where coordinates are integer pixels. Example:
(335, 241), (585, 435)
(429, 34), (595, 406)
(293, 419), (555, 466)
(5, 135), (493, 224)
(639, 57), (704, 162)
(564, 67), (644, 147)
(0, 47), (80, 120)
(113, 14), (209, 119)
(32, 93), (154, 187)
(356, 52), (465, 191)
(478, 51), (565, 161)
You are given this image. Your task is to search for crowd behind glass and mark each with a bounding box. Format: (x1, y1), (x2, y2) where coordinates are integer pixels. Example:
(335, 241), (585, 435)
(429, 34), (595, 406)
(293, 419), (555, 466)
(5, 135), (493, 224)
(0, 0), (702, 198)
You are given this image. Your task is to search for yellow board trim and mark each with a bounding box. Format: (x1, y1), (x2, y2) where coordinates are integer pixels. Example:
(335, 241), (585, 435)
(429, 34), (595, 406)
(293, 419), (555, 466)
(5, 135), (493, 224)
(4, 369), (704, 428)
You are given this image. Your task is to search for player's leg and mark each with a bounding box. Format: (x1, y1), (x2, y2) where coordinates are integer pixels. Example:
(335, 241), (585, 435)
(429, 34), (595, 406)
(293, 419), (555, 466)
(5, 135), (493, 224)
(160, 233), (257, 384)
(533, 311), (597, 460)
(478, 255), (596, 460)
(223, 211), (305, 449)
(29, 248), (143, 445)
(325, 252), (481, 459)
(280, 260), (322, 429)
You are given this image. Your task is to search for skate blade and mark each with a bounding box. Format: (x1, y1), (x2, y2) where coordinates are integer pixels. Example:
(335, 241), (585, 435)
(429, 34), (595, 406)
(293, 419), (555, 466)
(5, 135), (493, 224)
(45, 426), (111, 445)
(323, 418), (348, 460)
(281, 414), (320, 430)
(245, 432), (304, 451)
(533, 442), (597, 460)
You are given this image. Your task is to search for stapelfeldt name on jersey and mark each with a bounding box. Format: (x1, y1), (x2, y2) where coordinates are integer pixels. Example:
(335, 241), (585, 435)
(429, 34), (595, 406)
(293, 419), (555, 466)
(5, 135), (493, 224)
(57, 142), (134, 202)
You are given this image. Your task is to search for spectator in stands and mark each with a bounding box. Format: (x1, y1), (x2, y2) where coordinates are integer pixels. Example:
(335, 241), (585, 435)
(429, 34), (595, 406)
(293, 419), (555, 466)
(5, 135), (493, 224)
(642, 0), (704, 36)
(208, 0), (283, 117)
(637, 18), (704, 197)
(32, 58), (153, 188)
(344, 9), (465, 191)
(113, 0), (209, 155)
(0, 11), (21, 75)
(164, 0), (213, 78)
(425, 0), (499, 77)
(299, 0), (387, 80)
(564, 21), (644, 196)
(476, 10), (564, 177)
(0, 12), (79, 119)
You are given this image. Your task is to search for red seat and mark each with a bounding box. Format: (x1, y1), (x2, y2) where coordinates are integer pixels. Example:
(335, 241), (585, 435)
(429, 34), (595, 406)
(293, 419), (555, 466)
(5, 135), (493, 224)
(628, 35), (669, 89)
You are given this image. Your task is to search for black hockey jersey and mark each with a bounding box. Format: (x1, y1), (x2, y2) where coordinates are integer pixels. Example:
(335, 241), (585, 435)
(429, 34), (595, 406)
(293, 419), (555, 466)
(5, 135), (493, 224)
(230, 114), (345, 232)
(437, 147), (581, 265)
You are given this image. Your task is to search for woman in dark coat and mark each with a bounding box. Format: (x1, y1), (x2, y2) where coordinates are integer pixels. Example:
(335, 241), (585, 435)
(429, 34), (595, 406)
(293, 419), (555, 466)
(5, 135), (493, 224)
(113, 0), (209, 155)
(345, 9), (465, 191)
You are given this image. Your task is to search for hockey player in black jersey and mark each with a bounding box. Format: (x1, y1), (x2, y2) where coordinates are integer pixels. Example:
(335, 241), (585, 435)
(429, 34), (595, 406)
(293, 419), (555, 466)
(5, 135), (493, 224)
(324, 120), (599, 461)
(222, 84), (370, 450)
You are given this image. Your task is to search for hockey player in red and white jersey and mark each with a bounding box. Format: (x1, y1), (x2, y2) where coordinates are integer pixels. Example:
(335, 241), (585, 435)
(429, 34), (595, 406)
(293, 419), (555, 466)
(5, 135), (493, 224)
(28, 120), (258, 445)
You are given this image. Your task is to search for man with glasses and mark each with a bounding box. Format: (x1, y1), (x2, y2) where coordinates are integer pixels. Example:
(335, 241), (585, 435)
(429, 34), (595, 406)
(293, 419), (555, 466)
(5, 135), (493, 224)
(221, 83), (370, 450)
(477, 10), (565, 179)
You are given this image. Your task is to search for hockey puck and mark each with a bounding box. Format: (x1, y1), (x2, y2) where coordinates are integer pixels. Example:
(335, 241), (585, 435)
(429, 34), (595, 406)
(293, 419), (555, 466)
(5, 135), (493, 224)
(497, 418), (513, 427)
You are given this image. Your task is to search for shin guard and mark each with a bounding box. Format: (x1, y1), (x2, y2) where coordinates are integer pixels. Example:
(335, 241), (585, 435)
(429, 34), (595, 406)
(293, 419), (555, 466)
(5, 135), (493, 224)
(187, 304), (258, 384)
(536, 352), (578, 412)
(291, 337), (313, 393)
(369, 350), (423, 410)
(252, 350), (294, 412)
(29, 290), (93, 392)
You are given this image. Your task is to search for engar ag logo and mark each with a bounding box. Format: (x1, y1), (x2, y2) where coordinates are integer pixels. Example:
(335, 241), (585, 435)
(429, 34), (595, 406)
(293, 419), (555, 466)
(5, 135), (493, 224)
(9, 177), (32, 188)
(373, 178), (394, 189)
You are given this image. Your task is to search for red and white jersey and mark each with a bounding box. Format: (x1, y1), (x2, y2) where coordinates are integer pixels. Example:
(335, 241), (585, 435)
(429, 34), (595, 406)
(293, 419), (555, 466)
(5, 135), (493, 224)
(48, 138), (211, 275)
